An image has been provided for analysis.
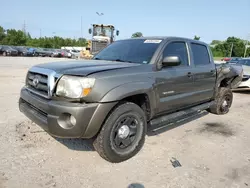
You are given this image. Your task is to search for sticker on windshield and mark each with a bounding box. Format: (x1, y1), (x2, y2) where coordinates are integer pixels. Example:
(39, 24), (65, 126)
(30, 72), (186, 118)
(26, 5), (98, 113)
(144, 39), (162, 43)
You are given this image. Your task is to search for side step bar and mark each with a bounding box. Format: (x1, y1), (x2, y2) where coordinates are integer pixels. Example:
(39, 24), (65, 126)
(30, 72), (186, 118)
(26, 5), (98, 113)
(149, 101), (214, 128)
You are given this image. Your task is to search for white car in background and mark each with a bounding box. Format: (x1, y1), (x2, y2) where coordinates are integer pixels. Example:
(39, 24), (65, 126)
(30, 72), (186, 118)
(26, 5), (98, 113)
(68, 49), (81, 59)
(237, 58), (250, 88)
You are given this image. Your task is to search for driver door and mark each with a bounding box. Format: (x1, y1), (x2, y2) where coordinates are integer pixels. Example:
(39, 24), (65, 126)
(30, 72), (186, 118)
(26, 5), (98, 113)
(155, 40), (197, 115)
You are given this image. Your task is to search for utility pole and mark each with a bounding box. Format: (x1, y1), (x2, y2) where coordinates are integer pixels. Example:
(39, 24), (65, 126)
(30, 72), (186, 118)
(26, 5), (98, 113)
(22, 20), (26, 35)
(244, 41), (248, 58)
(230, 43), (234, 57)
(244, 34), (250, 57)
(40, 29), (42, 38)
(81, 16), (83, 38)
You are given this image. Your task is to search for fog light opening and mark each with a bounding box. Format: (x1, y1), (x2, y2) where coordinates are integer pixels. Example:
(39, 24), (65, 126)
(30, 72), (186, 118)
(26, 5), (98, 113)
(70, 115), (76, 126)
(58, 113), (77, 129)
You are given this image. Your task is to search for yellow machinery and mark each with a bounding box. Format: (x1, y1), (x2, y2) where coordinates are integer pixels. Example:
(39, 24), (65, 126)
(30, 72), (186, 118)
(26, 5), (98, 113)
(80, 24), (119, 59)
(88, 24), (119, 54)
(80, 40), (93, 59)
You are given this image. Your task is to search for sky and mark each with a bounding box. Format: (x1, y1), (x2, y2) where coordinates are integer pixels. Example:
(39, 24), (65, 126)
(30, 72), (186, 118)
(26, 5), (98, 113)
(0, 0), (250, 43)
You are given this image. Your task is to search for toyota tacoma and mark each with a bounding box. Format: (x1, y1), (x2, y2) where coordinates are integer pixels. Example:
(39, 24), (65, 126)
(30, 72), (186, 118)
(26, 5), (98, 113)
(19, 37), (243, 163)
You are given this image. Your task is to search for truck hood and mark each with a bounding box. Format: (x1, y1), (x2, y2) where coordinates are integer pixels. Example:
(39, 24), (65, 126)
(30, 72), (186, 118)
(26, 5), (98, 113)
(35, 60), (140, 76)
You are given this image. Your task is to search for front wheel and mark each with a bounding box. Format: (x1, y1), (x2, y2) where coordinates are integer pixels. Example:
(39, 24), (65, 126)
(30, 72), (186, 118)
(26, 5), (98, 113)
(207, 87), (233, 115)
(93, 102), (147, 163)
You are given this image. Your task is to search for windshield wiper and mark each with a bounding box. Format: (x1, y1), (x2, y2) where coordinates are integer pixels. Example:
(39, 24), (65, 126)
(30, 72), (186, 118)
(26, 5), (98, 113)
(112, 59), (134, 63)
(93, 57), (135, 63)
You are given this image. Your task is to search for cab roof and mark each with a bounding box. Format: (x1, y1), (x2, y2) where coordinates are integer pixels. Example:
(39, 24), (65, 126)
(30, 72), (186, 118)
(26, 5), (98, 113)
(118, 36), (209, 46)
(92, 24), (115, 28)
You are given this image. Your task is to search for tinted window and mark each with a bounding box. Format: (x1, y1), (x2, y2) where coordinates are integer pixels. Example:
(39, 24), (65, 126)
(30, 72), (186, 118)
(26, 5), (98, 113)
(94, 39), (162, 64)
(238, 59), (250, 66)
(246, 60), (250, 66)
(191, 43), (210, 66)
(163, 42), (188, 66)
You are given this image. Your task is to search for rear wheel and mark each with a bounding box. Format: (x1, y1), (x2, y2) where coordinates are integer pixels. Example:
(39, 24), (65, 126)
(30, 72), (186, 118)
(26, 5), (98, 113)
(207, 87), (233, 115)
(93, 102), (147, 163)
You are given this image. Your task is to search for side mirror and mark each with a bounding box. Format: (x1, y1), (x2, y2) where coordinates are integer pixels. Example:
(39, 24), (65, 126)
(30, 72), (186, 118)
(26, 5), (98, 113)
(88, 28), (92, 34)
(162, 56), (181, 67)
(116, 30), (119, 36)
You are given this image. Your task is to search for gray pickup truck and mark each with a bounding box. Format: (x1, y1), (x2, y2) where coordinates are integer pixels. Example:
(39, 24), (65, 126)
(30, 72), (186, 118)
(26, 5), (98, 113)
(19, 37), (243, 163)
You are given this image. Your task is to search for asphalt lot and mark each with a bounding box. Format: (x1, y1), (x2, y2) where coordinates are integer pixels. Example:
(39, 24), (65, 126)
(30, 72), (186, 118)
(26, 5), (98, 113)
(0, 57), (250, 188)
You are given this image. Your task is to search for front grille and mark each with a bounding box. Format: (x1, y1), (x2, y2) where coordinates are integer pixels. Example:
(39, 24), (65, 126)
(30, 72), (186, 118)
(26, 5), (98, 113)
(92, 41), (108, 53)
(26, 71), (49, 97)
(25, 67), (59, 99)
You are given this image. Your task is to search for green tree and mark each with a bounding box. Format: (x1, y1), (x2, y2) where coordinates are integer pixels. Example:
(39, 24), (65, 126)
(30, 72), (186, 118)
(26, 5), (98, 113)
(131, 32), (143, 38)
(194, 35), (200, 40)
(211, 40), (222, 45)
(2, 29), (27, 45)
(0, 26), (6, 43)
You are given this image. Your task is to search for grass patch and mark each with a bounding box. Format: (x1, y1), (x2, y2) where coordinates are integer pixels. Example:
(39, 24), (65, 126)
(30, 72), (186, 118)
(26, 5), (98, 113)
(214, 57), (223, 61)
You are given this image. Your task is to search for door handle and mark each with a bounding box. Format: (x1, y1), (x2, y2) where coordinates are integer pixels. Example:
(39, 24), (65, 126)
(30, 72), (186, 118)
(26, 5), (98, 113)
(187, 72), (192, 78)
(210, 70), (216, 75)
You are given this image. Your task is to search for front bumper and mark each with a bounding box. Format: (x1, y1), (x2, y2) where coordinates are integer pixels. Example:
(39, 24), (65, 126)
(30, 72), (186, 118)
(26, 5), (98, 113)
(19, 87), (117, 138)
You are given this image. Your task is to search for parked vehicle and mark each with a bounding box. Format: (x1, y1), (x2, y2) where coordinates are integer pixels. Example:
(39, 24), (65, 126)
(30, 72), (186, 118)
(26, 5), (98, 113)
(42, 48), (54, 57)
(26, 47), (36, 56)
(33, 48), (53, 57)
(0, 45), (18, 56)
(221, 57), (231, 61)
(68, 49), (80, 58)
(235, 58), (250, 88)
(51, 49), (63, 57)
(225, 57), (242, 64)
(59, 49), (70, 58)
(12, 46), (28, 56)
(19, 37), (243, 163)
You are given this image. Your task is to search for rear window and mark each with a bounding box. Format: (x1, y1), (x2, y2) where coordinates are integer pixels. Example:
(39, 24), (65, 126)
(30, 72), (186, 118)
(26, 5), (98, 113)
(191, 43), (210, 66)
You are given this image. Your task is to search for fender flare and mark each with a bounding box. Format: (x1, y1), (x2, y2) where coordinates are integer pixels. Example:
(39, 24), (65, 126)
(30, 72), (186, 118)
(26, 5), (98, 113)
(100, 82), (157, 117)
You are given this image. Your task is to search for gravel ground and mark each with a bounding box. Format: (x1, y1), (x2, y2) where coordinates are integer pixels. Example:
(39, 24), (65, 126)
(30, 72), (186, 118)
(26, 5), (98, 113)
(0, 57), (250, 188)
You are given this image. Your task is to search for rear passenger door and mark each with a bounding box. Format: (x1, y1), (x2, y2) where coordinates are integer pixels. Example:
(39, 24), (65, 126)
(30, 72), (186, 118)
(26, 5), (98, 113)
(189, 42), (216, 103)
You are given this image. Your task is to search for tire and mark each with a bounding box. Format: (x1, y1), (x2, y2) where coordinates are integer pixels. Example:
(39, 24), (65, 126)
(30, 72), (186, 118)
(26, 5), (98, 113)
(93, 102), (147, 163)
(207, 87), (233, 115)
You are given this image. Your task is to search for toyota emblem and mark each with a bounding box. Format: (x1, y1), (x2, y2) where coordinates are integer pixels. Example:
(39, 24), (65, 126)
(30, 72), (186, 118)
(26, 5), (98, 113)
(32, 77), (39, 87)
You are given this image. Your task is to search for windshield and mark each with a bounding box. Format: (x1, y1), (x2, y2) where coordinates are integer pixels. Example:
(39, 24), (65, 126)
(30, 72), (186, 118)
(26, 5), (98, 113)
(93, 39), (162, 64)
(4, 46), (14, 50)
(237, 59), (250, 66)
(93, 26), (112, 37)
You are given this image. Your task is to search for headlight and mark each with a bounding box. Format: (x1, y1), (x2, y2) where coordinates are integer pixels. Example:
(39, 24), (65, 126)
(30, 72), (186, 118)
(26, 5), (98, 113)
(56, 76), (95, 98)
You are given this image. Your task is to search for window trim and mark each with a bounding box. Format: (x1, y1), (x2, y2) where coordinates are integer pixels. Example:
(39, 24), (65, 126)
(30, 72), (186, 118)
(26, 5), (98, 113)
(190, 42), (211, 66)
(158, 40), (191, 67)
